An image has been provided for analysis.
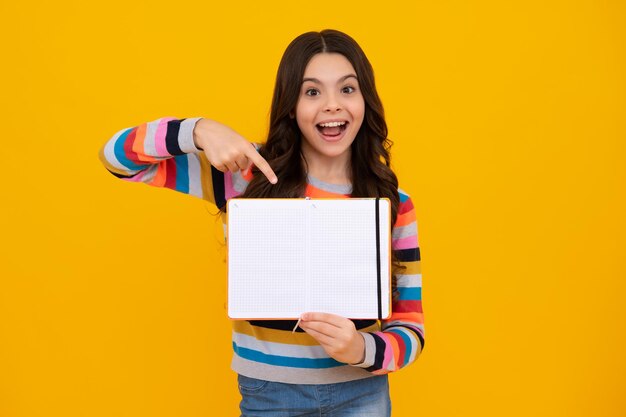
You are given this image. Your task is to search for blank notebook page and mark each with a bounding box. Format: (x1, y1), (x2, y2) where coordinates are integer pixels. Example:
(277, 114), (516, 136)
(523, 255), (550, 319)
(227, 198), (390, 319)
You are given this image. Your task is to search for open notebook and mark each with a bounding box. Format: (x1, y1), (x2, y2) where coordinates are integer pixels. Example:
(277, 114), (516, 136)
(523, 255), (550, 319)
(226, 198), (391, 320)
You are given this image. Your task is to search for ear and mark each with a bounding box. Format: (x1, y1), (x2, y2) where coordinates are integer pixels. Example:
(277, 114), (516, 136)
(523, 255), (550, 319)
(289, 111), (295, 119)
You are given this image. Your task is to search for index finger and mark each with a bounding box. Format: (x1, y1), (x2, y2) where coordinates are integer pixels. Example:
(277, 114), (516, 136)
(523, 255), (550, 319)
(301, 312), (347, 327)
(244, 145), (278, 184)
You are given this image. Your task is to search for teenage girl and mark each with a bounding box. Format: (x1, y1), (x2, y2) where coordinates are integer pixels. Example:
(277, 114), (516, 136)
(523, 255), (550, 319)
(99, 29), (424, 417)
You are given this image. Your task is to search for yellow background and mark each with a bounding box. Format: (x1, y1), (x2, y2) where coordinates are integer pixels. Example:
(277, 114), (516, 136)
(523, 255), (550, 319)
(1, 1), (625, 416)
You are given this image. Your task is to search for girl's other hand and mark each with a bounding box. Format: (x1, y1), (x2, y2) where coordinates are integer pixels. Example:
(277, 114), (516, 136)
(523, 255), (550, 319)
(193, 118), (278, 184)
(298, 312), (366, 365)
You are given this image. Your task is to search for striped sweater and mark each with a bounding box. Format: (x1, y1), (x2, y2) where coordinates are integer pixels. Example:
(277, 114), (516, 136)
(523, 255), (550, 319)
(99, 116), (425, 384)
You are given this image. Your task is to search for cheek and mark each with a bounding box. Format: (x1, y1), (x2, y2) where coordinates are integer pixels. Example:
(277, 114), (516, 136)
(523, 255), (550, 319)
(295, 116), (311, 134)
(295, 104), (315, 126)
(350, 98), (366, 122)
(357, 100), (366, 119)
(353, 104), (366, 126)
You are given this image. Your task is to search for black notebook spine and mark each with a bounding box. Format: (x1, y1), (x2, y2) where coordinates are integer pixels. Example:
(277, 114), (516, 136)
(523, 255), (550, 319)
(375, 197), (382, 320)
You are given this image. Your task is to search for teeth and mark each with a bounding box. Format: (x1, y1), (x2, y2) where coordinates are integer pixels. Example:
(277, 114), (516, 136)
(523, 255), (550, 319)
(318, 121), (346, 127)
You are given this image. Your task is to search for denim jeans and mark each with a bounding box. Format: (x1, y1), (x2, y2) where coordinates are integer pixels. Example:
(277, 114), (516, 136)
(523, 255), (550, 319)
(237, 374), (391, 416)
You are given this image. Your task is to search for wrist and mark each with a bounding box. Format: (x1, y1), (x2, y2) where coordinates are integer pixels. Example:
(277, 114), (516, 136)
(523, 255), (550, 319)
(193, 118), (216, 151)
(349, 332), (376, 368)
(179, 117), (205, 154)
(349, 333), (366, 365)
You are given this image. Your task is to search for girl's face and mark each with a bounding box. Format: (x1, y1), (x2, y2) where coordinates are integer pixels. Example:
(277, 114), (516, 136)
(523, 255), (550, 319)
(295, 53), (365, 167)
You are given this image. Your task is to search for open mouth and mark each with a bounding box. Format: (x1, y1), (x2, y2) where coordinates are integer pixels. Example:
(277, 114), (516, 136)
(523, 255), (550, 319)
(315, 121), (349, 140)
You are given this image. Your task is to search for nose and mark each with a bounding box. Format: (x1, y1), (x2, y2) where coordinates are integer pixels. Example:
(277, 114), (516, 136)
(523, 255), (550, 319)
(323, 92), (341, 113)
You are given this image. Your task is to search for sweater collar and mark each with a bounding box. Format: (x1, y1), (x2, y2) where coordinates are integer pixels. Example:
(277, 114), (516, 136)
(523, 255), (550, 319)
(306, 174), (352, 195)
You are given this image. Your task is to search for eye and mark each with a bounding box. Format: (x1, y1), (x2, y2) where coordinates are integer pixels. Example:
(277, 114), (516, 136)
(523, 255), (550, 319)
(305, 88), (319, 96)
(342, 85), (356, 94)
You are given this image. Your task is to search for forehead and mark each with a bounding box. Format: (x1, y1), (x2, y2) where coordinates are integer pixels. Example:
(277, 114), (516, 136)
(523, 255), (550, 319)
(302, 53), (357, 80)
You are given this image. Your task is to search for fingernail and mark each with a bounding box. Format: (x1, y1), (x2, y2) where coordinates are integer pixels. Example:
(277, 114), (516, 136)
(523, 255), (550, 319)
(301, 313), (308, 320)
(271, 177), (278, 184)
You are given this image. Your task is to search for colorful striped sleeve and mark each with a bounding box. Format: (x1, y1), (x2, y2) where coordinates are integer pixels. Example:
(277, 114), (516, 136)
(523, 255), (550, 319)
(98, 116), (233, 209)
(352, 191), (425, 373)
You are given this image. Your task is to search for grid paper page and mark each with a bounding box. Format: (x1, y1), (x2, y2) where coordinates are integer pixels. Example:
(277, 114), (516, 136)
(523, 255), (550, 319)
(227, 199), (390, 319)
(308, 199), (390, 318)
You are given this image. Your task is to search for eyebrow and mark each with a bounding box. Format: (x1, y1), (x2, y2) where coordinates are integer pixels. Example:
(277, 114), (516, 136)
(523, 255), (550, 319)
(301, 74), (358, 84)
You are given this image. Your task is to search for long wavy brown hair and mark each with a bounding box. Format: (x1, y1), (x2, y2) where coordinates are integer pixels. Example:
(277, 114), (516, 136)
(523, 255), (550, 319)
(231, 29), (405, 296)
